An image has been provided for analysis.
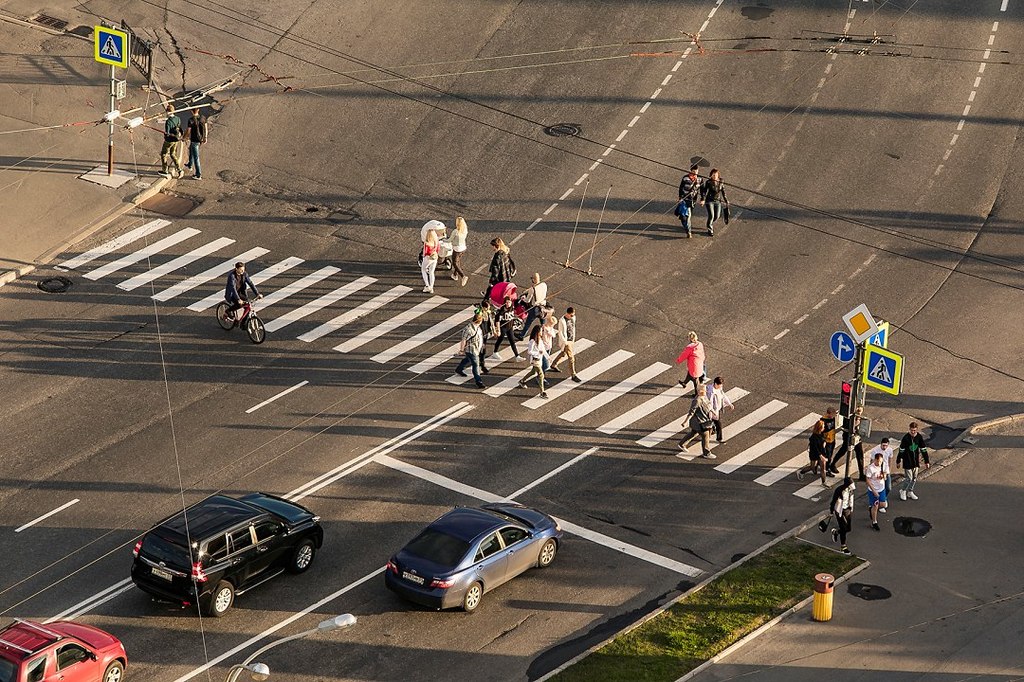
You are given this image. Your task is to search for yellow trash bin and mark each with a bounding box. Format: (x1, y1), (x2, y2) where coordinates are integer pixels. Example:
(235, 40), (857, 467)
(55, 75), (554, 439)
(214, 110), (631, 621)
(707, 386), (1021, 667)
(812, 573), (835, 622)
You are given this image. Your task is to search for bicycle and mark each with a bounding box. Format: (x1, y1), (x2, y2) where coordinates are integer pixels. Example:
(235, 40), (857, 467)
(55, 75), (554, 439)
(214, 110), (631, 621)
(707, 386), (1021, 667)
(216, 296), (266, 344)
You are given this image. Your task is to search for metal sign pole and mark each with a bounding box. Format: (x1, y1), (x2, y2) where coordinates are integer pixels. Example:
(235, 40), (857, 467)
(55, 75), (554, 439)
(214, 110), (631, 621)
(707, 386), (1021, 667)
(844, 342), (865, 480)
(107, 62), (115, 175)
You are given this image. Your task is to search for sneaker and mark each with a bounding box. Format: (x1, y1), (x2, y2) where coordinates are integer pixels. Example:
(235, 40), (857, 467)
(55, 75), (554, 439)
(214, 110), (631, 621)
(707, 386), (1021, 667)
(455, 370), (467, 378)
(831, 528), (839, 544)
(841, 546), (851, 555)
(716, 439), (727, 444)
(686, 231), (692, 239)
(796, 469), (805, 482)
(193, 175), (202, 180)
(489, 353), (502, 362)
(871, 521), (880, 531)
(826, 470), (837, 478)
(878, 507), (887, 513)
(517, 381), (527, 389)
(571, 375), (582, 383)
(828, 467), (840, 475)
(514, 355), (525, 362)
(475, 381), (485, 389)
(700, 452), (716, 459)
(908, 491), (918, 500)
(184, 164), (191, 170)
(538, 392), (548, 399)
(899, 490), (907, 501)
(450, 273), (459, 280)
(677, 379), (686, 387)
(481, 367), (489, 375)
(707, 229), (714, 236)
(549, 365), (562, 373)
(460, 276), (468, 287)
(677, 443), (689, 454)
(820, 480), (829, 488)
(158, 171), (171, 178)
(422, 287), (431, 293)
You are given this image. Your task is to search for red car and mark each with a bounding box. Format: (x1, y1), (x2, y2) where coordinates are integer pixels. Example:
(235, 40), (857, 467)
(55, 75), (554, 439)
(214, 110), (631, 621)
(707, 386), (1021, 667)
(0, 619), (126, 682)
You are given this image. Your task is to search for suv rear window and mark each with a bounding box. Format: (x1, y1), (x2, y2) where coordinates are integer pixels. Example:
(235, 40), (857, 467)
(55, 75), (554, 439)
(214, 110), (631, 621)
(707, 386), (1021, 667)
(141, 533), (190, 568)
(404, 529), (470, 568)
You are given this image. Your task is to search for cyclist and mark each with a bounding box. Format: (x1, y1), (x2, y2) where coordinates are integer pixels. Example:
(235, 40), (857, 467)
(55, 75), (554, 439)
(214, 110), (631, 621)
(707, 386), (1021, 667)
(223, 261), (261, 321)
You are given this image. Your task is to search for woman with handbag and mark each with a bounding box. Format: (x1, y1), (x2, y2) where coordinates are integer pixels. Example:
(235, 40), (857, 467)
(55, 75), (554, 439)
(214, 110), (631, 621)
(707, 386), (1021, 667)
(450, 216), (469, 286)
(678, 390), (716, 459)
(701, 168), (729, 237)
(483, 237), (514, 301)
(517, 324), (548, 399)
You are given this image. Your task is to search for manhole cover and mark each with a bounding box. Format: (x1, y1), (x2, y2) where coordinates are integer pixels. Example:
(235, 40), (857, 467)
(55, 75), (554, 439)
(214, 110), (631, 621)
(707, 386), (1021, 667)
(38, 276), (73, 293)
(848, 583), (892, 600)
(33, 14), (69, 30)
(544, 123), (582, 137)
(893, 516), (932, 537)
(138, 192), (198, 217)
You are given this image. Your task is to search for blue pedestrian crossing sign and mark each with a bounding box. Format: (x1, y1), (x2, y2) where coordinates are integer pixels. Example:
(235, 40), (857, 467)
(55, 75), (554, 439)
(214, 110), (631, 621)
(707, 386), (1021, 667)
(867, 320), (890, 349)
(829, 331), (856, 362)
(862, 343), (904, 395)
(94, 26), (130, 68)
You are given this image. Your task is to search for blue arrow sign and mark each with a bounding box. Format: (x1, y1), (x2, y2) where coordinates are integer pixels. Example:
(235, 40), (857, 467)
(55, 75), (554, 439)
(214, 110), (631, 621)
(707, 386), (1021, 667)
(830, 331), (856, 362)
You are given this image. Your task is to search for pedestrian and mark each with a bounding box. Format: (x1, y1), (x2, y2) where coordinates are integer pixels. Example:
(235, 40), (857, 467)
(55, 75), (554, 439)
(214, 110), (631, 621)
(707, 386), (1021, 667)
(829, 406), (865, 480)
(518, 324), (548, 399)
(550, 306), (580, 382)
(184, 108), (208, 180)
(796, 419), (829, 486)
(829, 477), (856, 554)
(896, 421), (930, 501)
(539, 314), (557, 372)
(160, 104), (184, 178)
(491, 296), (522, 361)
(706, 376), (735, 443)
(676, 164), (703, 238)
(865, 451), (888, 531)
(820, 407), (838, 477)
(455, 313), (486, 388)
(675, 331), (706, 392)
(421, 227), (439, 293)
(484, 237), (514, 301)
(450, 216), (469, 286)
(678, 388), (716, 459)
(866, 437), (894, 497)
(700, 168), (729, 236)
(518, 272), (548, 340)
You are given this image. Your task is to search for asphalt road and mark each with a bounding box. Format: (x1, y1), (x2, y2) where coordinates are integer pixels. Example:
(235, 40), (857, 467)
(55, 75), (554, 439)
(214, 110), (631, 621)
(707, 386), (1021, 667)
(2, 1), (1023, 680)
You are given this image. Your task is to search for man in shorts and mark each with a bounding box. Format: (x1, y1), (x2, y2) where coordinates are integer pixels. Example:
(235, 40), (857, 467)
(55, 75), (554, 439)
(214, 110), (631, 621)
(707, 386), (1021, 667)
(865, 450), (888, 531)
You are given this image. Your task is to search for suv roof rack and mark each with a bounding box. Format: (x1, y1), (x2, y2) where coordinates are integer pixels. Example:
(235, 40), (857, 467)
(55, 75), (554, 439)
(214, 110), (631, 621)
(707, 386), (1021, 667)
(0, 620), (64, 657)
(13, 619), (62, 641)
(0, 636), (33, 655)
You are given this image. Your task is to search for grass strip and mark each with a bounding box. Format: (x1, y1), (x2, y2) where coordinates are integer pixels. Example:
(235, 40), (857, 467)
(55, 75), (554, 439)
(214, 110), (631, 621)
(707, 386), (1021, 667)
(551, 538), (863, 682)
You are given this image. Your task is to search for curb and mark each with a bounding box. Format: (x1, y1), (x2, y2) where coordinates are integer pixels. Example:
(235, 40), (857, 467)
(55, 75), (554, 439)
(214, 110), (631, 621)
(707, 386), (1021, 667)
(0, 177), (170, 289)
(673, 560), (872, 682)
(954, 412), (1024, 443)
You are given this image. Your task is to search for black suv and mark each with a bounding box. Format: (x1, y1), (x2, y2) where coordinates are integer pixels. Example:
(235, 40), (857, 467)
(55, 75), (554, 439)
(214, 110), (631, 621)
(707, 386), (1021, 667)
(130, 493), (323, 617)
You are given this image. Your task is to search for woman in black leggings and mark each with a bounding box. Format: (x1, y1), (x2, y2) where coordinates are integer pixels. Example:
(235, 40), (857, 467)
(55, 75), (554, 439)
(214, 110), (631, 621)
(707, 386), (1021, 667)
(492, 297), (521, 360)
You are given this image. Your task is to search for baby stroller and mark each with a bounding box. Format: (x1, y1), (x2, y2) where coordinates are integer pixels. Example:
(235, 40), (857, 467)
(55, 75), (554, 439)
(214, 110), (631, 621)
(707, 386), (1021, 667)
(486, 281), (528, 337)
(417, 220), (453, 271)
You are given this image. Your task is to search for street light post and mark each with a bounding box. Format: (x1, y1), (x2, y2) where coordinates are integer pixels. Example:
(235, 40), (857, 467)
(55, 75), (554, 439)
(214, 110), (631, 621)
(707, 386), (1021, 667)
(224, 614), (357, 681)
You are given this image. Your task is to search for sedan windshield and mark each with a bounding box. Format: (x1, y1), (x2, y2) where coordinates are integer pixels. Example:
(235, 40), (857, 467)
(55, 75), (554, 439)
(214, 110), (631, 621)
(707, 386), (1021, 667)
(404, 529), (471, 568)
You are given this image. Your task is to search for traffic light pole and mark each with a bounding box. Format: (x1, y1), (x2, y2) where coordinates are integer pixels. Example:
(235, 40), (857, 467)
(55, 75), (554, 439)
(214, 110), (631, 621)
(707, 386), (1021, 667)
(843, 342), (866, 480)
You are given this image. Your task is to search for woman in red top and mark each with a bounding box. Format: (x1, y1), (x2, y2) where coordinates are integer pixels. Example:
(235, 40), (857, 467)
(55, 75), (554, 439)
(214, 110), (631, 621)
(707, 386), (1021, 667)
(676, 331), (706, 392)
(421, 228), (439, 293)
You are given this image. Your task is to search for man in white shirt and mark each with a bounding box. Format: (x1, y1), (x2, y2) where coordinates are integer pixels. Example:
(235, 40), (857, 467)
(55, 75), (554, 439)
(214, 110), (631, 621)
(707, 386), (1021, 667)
(517, 273), (548, 340)
(866, 437), (894, 497)
(706, 376), (735, 443)
(551, 307), (581, 383)
(865, 451), (888, 531)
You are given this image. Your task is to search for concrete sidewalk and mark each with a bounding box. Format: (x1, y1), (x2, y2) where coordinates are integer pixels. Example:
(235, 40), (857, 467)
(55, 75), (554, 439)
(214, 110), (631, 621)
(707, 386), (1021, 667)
(0, 7), (169, 285)
(689, 419), (1024, 682)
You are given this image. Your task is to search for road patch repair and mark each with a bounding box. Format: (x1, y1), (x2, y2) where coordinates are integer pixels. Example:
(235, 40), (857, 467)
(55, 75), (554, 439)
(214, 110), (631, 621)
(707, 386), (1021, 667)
(545, 539), (864, 682)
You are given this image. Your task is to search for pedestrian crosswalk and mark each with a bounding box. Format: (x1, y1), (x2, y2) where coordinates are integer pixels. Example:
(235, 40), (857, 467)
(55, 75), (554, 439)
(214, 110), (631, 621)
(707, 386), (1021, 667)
(55, 220), (844, 501)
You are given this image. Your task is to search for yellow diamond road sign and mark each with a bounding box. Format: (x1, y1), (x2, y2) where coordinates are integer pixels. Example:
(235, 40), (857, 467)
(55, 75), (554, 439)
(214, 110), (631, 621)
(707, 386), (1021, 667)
(861, 343), (904, 396)
(94, 26), (129, 68)
(842, 303), (879, 344)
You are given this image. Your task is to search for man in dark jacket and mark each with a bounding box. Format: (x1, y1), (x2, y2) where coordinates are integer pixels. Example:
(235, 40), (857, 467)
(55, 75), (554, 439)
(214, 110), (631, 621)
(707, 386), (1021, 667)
(896, 422), (930, 501)
(184, 109), (209, 180)
(677, 165), (702, 238)
(223, 261), (261, 321)
(160, 104), (184, 178)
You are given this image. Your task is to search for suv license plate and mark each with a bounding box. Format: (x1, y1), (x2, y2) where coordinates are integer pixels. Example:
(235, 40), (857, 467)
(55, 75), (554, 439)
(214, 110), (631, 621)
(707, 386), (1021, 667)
(151, 567), (173, 582)
(402, 571), (424, 585)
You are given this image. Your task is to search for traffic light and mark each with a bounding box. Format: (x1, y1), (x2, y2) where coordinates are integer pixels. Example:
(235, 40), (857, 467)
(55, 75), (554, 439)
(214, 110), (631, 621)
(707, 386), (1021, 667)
(839, 381), (853, 420)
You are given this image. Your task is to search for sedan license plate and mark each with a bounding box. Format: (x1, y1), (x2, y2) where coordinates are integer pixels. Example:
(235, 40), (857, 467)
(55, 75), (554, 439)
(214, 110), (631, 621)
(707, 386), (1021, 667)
(402, 571), (424, 585)
(151, 567), (174, 582)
